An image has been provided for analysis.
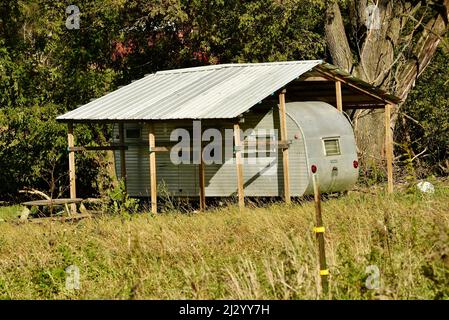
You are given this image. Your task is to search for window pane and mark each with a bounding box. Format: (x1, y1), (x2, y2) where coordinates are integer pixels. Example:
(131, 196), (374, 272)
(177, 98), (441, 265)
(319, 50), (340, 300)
(324, 138), (341, 156)
(126, 129), (141, 139)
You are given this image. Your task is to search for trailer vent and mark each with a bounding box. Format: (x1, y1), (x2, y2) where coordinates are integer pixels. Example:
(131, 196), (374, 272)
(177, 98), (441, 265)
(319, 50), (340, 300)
(323, 138), (341, 156)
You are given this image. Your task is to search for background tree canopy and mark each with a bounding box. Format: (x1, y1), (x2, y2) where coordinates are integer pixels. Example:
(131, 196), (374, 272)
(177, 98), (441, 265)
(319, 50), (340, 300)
(0, 0), (447, 200)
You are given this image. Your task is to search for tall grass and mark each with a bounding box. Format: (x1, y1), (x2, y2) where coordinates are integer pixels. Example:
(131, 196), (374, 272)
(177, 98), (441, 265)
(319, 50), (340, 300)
(0, 181), (448, 299)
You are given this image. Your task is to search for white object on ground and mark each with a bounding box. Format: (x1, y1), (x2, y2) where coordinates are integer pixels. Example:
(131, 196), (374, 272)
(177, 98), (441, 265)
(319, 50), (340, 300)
(417, 181), (435, 194)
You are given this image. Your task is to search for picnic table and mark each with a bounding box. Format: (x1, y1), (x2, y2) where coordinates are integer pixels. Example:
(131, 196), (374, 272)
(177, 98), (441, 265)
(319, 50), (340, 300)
(20, 198), (83, 220)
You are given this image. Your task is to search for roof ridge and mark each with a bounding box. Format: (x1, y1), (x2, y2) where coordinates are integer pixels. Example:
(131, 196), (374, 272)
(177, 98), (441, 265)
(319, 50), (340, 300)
(156, 60), (324, 75)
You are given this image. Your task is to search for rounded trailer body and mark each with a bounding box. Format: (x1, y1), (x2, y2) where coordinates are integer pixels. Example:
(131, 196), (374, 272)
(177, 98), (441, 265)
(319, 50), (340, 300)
(114, 101), (359, 197)
(286, 102), (359, 195)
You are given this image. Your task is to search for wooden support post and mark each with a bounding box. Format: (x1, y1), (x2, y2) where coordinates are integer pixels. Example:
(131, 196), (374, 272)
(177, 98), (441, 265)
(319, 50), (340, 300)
(312, 173), (328, 295)
(234, 123), (245, 209)
(279, 90), (291, 204)
(148, 123), (157, 214)
(118, 123), (127, 192)
(385, 104), (394, 193)
(67, 123), (77, 214)
(335, 80), (343, 112)
(199, 143), (206, 211)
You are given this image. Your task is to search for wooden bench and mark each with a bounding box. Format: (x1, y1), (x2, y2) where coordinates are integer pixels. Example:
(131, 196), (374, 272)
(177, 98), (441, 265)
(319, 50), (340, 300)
(20, 198), (83, 220)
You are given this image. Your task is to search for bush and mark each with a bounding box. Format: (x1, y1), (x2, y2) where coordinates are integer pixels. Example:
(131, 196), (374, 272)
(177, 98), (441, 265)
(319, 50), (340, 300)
(0, 104), (112, 200)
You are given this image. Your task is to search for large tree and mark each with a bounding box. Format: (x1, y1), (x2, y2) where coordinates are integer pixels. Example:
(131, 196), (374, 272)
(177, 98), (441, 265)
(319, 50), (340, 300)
(325, 0), (449, 167)
(1, 0), (447, 199)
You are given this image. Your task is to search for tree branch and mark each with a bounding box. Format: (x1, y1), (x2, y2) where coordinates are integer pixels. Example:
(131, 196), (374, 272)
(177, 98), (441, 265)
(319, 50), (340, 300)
(19, 188), (51, 200)
(395, 0), (449, 99)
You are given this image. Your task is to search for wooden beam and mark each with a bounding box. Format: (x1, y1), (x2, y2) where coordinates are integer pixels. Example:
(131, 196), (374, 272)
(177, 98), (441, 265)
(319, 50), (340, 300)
(148, 123), (157, 213)
(385, 104), (394, 193)
(119, 123), (127, 192)
(314, 67), (399, 106)
(279, 90), (291, 204)
(150, 146), (171, 152)
(199, 143), (206, 211)
(149, 141), (292, 153)
(301, 76), (330, 81)
(67, 123), (77, 214)
(68, 146), (128, 152)
(234, 123), (245, 209)
(335, 80), (343, 112)
(242, 140), (291, 149)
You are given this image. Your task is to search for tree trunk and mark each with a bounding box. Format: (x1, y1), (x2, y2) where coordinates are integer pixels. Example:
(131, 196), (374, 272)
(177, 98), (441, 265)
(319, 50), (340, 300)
(325, 2), (353, 72)
(325, 0), (449, 170)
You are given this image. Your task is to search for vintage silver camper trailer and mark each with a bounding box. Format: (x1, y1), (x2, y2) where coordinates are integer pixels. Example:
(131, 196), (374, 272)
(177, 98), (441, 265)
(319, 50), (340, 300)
(113, 101), (358, 198)
(57, 60), (401, 212)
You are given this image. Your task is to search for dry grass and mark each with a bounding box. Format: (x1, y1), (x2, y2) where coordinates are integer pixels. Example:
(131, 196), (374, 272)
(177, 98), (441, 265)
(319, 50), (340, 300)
(0, 180), (448, 300)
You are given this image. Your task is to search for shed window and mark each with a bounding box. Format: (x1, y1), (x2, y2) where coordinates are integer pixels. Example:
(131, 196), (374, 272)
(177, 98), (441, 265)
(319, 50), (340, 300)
(126, 128), (141, 139)
(243, 130), (277, 156)
(323, 138), (341, 156)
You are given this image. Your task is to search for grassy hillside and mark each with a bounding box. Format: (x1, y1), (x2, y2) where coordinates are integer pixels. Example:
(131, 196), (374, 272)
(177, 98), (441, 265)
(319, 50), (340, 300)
(0, 180), (448, 300)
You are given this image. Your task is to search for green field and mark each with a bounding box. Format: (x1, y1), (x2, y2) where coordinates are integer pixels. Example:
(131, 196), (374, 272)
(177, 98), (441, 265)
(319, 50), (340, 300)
(0, 181), (448, 300)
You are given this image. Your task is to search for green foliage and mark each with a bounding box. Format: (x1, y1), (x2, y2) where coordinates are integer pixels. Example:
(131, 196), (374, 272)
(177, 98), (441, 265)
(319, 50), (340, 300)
(0, 205), (22, 221)
(421, 226), (449, 299)
(0, 105), (109, 199)
(358, 158), (386, 187)
(0, 0), (121, 200)
(107, 0), (326, 81)
(396, 45), (449, 178)
(183, 0), (326, 63)
(0, 104), (66, 197)
(0, 0), (326, 201)
(105, 179), (139, 217)
(0, 42), (26, 107)
(0, 0), (447, 201)
(32, 267), (66, 298)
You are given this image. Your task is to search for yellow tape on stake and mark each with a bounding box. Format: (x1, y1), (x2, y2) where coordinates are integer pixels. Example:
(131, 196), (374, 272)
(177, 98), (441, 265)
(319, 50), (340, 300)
(313, 226), (325, 233)
(320, 269), (329, 276)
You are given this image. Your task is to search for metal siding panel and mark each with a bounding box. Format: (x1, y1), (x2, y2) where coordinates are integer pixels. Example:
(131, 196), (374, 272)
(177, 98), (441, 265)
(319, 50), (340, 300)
(239, 110), (280, 196)
(203, 127), (238, 197)
(115, 122), (198, 197)
(202, 106), (307, 197)
(112, 101), (356, 198)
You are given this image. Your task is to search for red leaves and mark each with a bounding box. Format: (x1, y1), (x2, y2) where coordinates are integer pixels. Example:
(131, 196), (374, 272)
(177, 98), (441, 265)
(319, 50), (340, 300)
(193, 51), (208, 63)
(112, 40), (136, 61)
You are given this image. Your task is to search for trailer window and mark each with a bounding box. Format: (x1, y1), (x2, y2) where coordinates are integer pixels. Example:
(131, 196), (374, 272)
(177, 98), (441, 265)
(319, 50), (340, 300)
(323, 138), (341, 156)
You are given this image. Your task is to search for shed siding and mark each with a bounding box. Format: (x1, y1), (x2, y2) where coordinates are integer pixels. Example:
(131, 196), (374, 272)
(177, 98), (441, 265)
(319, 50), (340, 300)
(113, 102), (309, 197)
(113, 101), (355, 198)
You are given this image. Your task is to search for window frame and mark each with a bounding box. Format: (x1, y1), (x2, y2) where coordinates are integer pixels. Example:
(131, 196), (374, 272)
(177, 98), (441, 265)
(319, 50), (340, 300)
(125, 128), (142, 140)
(322, 137), (341, 156)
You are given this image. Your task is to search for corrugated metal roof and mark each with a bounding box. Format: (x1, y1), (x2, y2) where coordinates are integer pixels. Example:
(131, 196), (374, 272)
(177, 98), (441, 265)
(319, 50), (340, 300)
(57, 60), (323, 121)
(57, 60), (401, 121)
